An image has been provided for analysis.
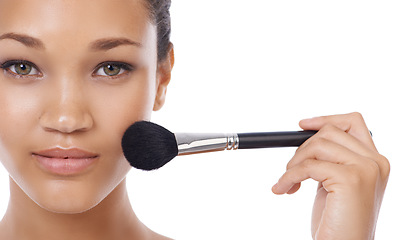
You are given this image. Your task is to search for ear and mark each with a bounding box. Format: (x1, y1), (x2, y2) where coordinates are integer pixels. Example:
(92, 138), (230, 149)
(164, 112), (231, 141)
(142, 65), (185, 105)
(153, 43), (174, 111)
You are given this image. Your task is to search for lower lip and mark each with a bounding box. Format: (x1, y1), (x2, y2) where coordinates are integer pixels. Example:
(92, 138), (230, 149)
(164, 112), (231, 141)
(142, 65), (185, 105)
(33, 154), (99, 176)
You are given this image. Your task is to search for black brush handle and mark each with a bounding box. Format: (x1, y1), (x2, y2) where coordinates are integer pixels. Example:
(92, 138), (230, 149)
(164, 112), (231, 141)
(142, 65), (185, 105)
(237, 131), (317, 149)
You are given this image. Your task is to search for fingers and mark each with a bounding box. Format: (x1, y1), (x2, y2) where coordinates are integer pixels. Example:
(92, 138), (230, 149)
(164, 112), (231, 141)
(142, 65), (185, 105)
(297, 113), (390, 179)
(290, 135), (368, 167)
(273, 112), (390, 196)
(286, 183), (301, 194)
(273, 113), (391, 240)
(272, 159), (346, 195)
(287, 125), (378, 170)
(299, 112), (376, 151)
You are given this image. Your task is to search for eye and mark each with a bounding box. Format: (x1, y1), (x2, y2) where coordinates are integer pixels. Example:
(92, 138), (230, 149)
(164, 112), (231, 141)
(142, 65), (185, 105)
(93, 62), (134, 77)
(0, 60), (41, 77)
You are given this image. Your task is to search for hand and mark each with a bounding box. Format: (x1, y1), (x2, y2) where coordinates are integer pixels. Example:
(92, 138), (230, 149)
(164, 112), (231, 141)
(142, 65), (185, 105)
(272, 113), (390, 240)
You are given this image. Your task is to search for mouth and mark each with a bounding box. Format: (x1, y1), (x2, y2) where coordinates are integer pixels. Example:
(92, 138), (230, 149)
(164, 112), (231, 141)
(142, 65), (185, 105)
(32, 147), (100, 176)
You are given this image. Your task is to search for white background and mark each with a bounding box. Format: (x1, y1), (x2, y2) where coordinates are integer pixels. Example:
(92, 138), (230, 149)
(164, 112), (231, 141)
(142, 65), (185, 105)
(1, 0), (405, 239)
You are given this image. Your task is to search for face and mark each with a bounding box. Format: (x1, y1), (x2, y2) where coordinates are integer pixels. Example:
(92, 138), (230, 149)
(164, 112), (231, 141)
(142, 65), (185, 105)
(0, 0), (170, 213)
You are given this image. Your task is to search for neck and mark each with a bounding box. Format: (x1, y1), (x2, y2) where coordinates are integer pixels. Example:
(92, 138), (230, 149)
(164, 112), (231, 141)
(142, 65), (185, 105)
(0, 177), (150, 240)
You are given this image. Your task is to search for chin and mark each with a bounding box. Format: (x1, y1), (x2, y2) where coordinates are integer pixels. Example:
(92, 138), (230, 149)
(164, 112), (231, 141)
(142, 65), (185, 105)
(35, 189), (104, 214)
(38, 199), (101, 214)
(26, 178), (115, 215)
(8, 154), (131, 215)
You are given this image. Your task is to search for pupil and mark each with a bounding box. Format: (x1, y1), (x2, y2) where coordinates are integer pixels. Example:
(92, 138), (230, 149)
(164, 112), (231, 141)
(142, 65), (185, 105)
(19, 64), (27, 70)
(103, 64), (120, 76)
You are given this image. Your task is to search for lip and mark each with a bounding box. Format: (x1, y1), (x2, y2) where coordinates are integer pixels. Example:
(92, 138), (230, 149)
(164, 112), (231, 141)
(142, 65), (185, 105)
(32, 147), (99, 176)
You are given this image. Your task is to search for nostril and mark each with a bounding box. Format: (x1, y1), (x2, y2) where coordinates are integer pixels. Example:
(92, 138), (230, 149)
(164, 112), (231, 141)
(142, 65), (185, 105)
(40, 112), (94, 134)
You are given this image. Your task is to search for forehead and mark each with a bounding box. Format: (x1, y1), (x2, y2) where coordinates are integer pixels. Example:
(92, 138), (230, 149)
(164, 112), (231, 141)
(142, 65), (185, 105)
(0, 0), (152, 45)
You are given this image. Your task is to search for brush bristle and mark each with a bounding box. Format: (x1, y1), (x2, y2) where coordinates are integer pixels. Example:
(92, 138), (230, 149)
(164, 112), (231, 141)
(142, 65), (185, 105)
(121, 121), (178, 170)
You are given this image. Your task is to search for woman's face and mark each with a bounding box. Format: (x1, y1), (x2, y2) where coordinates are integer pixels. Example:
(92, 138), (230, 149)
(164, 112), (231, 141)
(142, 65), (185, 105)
(0, 0), (168, 213)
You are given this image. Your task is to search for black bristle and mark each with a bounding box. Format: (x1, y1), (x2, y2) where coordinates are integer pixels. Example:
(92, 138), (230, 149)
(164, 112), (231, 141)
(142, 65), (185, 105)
(121, 121), (178, 170)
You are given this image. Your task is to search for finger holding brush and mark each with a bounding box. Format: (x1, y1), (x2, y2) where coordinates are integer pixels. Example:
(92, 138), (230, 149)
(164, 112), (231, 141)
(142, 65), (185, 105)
(272, 113), (390, 240)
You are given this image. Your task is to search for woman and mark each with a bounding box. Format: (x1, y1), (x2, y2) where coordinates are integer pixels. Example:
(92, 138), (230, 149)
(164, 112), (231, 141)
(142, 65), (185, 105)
(0, 0), (389, 239)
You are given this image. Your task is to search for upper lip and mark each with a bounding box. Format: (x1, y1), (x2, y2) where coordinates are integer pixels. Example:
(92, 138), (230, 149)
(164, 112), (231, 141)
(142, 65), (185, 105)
(32, 147), (99, 159)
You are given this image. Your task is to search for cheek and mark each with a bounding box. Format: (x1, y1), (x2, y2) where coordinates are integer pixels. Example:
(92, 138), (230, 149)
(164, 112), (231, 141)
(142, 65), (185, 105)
(0, 82), (42, 175)
(0, 85), (41, 132)
(89, 69), (157, 137)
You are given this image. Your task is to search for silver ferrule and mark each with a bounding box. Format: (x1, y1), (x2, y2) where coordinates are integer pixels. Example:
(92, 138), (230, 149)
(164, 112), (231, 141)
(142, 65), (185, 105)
(175, 133), (239, 155)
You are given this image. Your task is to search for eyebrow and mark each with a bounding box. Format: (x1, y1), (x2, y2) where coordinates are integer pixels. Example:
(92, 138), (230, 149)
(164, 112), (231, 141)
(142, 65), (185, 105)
(0, 32), (142, 51)
(89, 38), (142, 51)
(0, 32), (45, 50)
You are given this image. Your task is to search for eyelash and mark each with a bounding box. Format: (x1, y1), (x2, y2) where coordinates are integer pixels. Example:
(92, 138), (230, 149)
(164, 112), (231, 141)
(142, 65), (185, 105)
(0, 60), (135, 79)
(92, 61), (135, 79)
(0, 60), (42, 78)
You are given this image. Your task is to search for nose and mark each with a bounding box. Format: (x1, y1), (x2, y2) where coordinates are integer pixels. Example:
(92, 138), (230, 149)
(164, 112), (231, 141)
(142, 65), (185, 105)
(39, 80), (93, 134)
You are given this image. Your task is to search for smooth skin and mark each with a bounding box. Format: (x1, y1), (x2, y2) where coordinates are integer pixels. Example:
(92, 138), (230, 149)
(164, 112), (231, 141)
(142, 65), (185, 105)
(0, 0), (173, 239)
(273, 112), (390, 240)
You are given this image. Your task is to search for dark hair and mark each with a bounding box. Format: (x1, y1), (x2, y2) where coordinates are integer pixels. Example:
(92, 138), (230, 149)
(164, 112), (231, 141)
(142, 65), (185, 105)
(144, 0), (172, 62)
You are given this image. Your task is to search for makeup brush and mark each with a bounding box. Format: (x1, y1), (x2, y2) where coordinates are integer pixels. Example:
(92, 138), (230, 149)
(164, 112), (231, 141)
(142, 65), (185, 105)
(121, 121), (317, 171)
